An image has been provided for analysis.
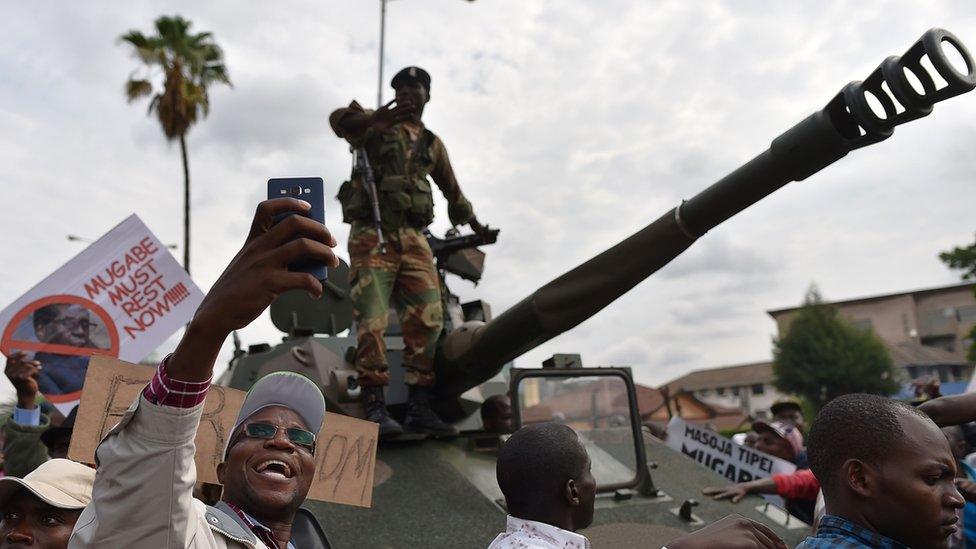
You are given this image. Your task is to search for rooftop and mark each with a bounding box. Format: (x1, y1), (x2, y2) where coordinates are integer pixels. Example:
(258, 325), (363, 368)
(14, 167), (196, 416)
(661, 361), (773, 392)
(661, 342), (972, 394)
(767, 281), (975, 317)
(885, 340), (971, 367)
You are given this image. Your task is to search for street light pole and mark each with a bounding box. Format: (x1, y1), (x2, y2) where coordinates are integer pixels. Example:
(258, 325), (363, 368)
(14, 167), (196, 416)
(376, 0), (474, 107)
(377, 0), (387, 107)
(67, 235), (178, 250)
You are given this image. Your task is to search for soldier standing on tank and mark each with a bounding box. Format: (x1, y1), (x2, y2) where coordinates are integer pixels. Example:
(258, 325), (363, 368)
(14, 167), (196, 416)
(330, 66), (487, 438)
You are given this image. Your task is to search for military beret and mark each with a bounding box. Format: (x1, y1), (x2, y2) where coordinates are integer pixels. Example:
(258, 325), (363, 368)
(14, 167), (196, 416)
(391, 66), (431, 93)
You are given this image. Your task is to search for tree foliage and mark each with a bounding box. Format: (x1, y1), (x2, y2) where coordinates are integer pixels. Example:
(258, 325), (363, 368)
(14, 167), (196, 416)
(940, 234), (976, 361)
(120, 15), (231, 274)
(120, 15), (231, 141)
(772, 286), (899, 412)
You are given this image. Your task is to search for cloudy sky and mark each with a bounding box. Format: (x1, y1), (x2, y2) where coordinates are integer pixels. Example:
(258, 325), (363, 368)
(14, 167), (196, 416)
(1, 1), (974, 394)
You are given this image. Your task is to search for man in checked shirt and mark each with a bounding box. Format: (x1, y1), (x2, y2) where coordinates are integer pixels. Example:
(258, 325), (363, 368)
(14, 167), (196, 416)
(67, 197), (340, 549)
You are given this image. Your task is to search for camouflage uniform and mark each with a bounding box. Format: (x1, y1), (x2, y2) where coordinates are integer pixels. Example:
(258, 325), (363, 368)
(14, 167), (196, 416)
(331, 101), (475, 388)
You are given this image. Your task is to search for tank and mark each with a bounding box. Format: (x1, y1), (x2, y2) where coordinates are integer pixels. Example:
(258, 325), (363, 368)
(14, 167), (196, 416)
(220, 28), (976, 548)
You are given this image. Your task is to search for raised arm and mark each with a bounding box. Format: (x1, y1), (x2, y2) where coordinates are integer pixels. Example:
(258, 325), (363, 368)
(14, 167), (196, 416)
(69, 198), (338, 548)
(919, 392), (976, 427)
(329, 99), (414, 145)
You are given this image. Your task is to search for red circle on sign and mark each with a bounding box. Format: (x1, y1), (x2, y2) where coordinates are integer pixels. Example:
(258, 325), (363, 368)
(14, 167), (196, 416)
(0, 294), (120, 358)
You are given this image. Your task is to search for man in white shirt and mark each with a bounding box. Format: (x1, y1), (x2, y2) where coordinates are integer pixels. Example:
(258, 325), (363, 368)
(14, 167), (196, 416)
(488, 422), (788, 549)
(489, 422), (595, 549)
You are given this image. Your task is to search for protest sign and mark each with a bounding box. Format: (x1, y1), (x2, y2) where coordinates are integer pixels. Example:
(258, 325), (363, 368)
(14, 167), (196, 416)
(69, 356), (379, 508)
(666, 417), (796, 483)
(0, 214), (203, 415)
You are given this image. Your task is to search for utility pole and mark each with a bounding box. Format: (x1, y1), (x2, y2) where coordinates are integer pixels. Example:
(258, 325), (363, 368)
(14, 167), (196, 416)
(376, 0), (475, 108)
(377, 0), (387, 107)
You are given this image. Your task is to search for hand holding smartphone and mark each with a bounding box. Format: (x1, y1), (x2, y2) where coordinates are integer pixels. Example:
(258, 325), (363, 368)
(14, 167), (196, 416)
(267, 177), (328, 282)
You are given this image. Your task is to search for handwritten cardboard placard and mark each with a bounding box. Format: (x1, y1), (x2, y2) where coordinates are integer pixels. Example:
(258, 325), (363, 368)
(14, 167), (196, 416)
(665, 417), (795, 483)
(69, 356), (378, 507)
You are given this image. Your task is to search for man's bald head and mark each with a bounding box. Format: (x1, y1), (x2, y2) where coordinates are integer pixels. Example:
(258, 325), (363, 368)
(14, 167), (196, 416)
(496, 422), (595, 530)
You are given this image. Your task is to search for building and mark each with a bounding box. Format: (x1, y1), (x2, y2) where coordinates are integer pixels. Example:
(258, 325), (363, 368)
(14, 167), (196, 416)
(520, 378), (748, 432)
(768, 282), (976, 356)
(629, 384), (749, 432)
(662, 362), (785, 420)
(769, 282), (976, 389)
(662, 282), (976, 419)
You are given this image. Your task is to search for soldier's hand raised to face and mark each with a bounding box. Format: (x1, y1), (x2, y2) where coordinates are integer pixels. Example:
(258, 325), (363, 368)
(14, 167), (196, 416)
(371, 99), (415, 133)
(167, 198), (339, 382)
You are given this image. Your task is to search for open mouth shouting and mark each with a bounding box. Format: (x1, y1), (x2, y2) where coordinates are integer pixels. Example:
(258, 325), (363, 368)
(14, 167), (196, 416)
(253, 458), (295, 481)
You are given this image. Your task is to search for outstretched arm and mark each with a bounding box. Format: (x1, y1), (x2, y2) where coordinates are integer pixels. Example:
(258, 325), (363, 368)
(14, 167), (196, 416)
(70, 198), (338, 548)
(166, 198), (338, 382)
(702, 477), (778, 503)
(919, 392), (976, 427)
(666, 514), (787, 549)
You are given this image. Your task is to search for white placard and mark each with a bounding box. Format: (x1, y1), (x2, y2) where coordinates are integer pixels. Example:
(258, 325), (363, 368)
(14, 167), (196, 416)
(0, 214), (203, 414)
(666, 417), (796, 482)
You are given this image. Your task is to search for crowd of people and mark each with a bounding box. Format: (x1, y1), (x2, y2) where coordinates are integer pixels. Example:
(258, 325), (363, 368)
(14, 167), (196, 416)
(0, 196), (972, 549)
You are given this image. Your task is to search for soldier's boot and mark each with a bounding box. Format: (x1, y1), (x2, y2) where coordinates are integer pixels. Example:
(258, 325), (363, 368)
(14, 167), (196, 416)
(362, 386), (403, 438)
(404, 385), (459, 437)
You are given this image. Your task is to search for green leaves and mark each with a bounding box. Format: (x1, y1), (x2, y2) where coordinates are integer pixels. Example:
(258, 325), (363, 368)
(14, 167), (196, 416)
(940, 234), (976, 361)
(124, 79), (153, 103)
(772, 285), (899, 412)
(119, 14), (231, 140)
(939, 234), (976, 281)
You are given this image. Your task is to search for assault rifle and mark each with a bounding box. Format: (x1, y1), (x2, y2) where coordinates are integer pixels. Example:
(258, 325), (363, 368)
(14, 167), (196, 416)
(354, 148), (387, 254)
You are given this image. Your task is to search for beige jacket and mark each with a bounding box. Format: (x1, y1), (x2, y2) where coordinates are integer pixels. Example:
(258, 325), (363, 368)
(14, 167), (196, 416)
(68, 395), (267, 549)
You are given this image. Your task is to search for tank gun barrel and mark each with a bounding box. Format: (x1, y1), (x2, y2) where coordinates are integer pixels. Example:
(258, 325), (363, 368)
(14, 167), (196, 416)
(436, 28), (975, 396)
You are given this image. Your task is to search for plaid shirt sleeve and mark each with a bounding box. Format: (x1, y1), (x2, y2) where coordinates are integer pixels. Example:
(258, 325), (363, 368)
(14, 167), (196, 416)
(141, 355), (211, 408)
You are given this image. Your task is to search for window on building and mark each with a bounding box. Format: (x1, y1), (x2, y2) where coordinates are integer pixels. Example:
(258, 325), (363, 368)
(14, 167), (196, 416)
(851, 318), (874, 332)
(959, 306), (976, 325)
(698, 389), (709, 397)
(731, 386), (741, 397)
(922, 309), (955, 336)
(921, 335), (956, 353)
(716, 387), (726, 396)
(751, 384), (765, 395)
(952, 365), (963, 381)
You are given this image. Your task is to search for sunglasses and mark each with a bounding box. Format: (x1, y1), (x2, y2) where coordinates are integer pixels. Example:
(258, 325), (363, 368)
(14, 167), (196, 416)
(240, 422), (316, 453)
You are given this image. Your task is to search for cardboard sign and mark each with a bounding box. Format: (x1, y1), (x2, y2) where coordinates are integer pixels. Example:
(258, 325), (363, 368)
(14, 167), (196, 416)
(69, 357), (378, 508)
(0, 215), (203, 415)
(666, 417), (796, 483)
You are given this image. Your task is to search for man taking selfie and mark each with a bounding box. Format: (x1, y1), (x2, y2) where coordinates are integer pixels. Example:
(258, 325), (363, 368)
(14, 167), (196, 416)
(67, 198), (339, 549)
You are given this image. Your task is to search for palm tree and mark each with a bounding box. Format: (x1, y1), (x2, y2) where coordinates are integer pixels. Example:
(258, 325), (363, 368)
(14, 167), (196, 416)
(120, 15), (231, 275)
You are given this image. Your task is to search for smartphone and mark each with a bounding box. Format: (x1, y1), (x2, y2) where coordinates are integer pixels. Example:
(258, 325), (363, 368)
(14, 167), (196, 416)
(267, 177), (327, 282)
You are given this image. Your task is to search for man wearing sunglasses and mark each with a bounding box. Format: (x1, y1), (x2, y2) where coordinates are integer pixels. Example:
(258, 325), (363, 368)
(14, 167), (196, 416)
(68, 197), (339, 549)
